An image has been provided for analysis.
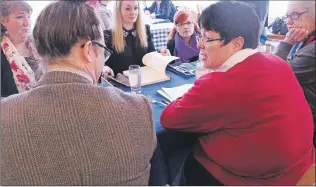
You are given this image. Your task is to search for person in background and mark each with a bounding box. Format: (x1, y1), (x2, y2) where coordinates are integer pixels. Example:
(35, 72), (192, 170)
(144, 0), (177, 22)
(99, 0), (112, 30)
(275, 1), (316, 146)
(1, 0), (44, 97)
(238, 0), (269, 39)
(166, 10), (200, 63)
(85, 0), (114, 76)
(104, 0), (155, 76)
(161, 1), (315, 185)
(1, 1), (156, 185)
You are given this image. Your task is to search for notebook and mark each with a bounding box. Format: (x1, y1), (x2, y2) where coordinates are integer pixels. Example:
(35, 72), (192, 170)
(121, 52), (179, 86)
(157, 84), (193, 102)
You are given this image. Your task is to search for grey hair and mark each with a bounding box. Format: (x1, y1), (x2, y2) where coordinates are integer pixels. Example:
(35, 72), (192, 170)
(0, 0), (33, 34)
(288, 1), (316, 19)
(32, 1), (102, 60)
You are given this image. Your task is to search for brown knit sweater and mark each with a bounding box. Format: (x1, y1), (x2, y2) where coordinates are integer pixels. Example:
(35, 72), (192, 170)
(1, 71), (157, 185)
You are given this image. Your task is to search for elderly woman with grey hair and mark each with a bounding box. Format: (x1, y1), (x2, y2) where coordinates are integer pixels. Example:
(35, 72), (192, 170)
(0, 0), (44, 97)
(1, 1), (156, 185)
(275, 1), (316, 146)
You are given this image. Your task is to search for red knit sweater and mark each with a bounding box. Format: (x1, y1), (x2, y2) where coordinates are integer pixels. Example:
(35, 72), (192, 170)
(161, 52), (315, 185)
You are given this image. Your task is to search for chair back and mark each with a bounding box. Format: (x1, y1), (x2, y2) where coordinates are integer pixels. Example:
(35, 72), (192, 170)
(296, 165), (316, 186)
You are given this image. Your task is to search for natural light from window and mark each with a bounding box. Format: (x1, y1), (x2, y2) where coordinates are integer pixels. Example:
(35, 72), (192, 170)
(27, 1), (289, 29)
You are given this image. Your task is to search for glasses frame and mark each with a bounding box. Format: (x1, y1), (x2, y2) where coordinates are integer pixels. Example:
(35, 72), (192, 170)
(176, 21), (194, 28)
(196, 36), (225, 46)
(81, 41), (113, 61)
(282, 10), (308, 21)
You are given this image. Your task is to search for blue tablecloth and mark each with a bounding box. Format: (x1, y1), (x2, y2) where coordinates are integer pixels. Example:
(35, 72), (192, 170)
(117, 71), (195, 133)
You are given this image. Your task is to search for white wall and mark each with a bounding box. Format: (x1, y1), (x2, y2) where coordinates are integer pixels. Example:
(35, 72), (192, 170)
(26, 1), (289, 28)
(26, 1), (53, 29)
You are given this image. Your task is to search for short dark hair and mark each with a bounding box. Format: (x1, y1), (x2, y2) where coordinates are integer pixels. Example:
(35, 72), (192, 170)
(198, 1), (260, 49)
(33, 1), (102, 59)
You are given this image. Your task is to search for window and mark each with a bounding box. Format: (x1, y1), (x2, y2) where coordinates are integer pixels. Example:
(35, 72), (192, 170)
(26, 1), (53, 29)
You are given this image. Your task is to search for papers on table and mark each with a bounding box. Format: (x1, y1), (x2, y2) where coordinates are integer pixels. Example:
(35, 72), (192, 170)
(157, 84), (193, 102)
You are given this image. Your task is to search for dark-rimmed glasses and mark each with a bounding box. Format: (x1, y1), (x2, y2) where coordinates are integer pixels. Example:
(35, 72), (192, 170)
(81, 41), (113, 62)
(196, 36), (225, 46)
(282, 10), (308, 21)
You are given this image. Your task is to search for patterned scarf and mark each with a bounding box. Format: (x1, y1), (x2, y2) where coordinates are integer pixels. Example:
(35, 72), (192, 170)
(1, 35), (36, 92)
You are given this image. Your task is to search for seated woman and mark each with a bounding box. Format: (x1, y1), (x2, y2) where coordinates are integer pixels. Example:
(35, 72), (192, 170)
(166, 10), (200, 64)
(144, 0), (177, 22)
(104, 0), (155, 76)
(1, 0), (44, 97)
(274, 1), (316, 146)
(161, 1), (315, 185)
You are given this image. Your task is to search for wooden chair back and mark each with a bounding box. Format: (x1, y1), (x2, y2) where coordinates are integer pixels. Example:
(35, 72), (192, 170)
(296, 165), (316, 186)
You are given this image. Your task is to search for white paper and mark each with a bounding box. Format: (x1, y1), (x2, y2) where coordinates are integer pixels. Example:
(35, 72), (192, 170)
(142, 52), (179, 73)
(157, 90), (173, 102)
(159, 84), (193, 101)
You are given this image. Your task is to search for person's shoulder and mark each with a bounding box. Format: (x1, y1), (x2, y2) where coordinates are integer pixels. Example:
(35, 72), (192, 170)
(167, 38), (175, 46)
(96, 86), (151, 111)
(297, 40), (316, 57)
(1, 91), (30, 113)
(194, 72), (229, 90)
(167, 39), (175, 51)
(246, 52), (289, 68)
(145, 24), (153, 36)
(104, 30), (113, 45)
(145, 24), (151, 32)
(104, 29), (113, 37)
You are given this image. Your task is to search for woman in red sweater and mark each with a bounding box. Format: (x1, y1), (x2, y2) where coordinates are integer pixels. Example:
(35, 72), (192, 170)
(160, 1), (315, 185)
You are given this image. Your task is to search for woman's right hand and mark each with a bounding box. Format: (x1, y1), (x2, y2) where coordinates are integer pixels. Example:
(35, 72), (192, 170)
(283, 27), (309, 44)
(144, 10), (151, 15)
(101, 66), (114, 77)
(160, 48), (171, 56)
(150, 13), (156, 19)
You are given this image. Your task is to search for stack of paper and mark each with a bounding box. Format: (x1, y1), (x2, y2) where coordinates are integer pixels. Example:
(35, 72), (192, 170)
(157, 84), (193, 102)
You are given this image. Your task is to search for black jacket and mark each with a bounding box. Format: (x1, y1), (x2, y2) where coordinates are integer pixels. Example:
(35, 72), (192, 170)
(1, 49), (18, 97)
(104, 25), (155, 75)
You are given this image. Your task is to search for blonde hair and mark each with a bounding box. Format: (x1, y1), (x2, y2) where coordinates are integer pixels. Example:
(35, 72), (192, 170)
(112, 0), (148, 53)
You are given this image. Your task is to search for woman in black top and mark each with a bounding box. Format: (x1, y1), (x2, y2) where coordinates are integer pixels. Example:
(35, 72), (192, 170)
(104, 0), (155, 76)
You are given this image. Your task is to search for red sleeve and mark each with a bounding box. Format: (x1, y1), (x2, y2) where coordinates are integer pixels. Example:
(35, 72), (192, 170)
(160, 74), (232, 133)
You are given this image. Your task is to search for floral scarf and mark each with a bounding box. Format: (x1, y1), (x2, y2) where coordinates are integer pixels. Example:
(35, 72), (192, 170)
(1, 35), (36, 92)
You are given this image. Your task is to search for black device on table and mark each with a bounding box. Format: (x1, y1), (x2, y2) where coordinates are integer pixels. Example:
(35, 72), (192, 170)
(167, 61), (198, 78)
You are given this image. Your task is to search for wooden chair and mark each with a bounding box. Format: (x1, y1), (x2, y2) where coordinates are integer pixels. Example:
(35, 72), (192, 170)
(296, 165), (316, 186)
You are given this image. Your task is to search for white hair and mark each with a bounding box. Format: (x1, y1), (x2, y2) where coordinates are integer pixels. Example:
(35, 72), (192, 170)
(288, 1), (315, 19)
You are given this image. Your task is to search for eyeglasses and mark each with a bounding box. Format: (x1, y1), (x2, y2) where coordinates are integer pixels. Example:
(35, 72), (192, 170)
(282, 10), (308, 21)
(176, 21), (194, 28)
(81, 41), (113, 62)
(100, 2), (107, 8)
(196, 36), (225, 45)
